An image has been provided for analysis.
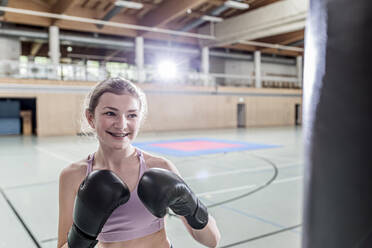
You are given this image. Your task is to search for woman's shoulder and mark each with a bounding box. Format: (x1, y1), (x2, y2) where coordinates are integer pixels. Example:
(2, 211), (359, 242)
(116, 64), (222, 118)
(141, 150), (171, 168)
(140, 150), (179, 174)
(59, 157), (89, 187)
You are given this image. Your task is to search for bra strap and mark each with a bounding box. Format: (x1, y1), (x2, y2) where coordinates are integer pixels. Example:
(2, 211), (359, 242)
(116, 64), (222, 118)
(136, 149), (146, 176)
(86, 153), (94, 177)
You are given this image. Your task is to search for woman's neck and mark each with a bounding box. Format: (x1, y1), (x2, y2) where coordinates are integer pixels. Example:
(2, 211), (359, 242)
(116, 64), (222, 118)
(95, 145), (136, 169)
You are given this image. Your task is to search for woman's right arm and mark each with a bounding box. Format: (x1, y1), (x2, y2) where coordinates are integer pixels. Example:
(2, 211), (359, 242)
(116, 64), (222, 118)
(57, 165), (84, 248)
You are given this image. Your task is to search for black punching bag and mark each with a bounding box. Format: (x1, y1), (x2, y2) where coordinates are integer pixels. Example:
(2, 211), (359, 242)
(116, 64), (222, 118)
(303, 0), (372, 247)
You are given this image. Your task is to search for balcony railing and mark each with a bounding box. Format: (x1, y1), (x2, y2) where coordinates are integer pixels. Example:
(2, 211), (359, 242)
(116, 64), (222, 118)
(0, 60), (301, 89)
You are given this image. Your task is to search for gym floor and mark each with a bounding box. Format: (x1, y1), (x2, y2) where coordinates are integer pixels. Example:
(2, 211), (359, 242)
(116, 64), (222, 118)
(0, 126), (303, 248)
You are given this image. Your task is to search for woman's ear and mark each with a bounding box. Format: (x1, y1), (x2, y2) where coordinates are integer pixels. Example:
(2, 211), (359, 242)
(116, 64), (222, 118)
(85, 109), (95, 129)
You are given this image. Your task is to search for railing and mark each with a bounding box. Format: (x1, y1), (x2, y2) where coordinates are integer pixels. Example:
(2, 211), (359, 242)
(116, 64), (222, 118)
(0, 60), (301, 89)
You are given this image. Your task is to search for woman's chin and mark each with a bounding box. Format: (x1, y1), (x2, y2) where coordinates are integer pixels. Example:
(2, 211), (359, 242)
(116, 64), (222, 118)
(111, 140), (131, 150)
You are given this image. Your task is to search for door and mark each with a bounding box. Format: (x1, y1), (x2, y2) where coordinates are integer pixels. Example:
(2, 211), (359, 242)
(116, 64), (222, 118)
(295, 104), (302, 125)
(237, 103), (246, 128)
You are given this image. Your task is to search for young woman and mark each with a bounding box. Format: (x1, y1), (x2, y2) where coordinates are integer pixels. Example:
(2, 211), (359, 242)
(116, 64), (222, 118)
(57, 77), (220, 248)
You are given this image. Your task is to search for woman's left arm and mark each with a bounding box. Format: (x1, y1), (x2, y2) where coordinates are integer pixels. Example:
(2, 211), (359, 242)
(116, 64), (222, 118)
(152, 156), (221, 247)
(181, 215), (221, 248)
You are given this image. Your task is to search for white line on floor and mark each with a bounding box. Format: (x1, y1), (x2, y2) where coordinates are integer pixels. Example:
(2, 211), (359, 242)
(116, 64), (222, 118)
(251, 152), (302, 162)
(184, 162), (302, 181)
(35, 146), (74, 164)
(196, 175), (302, 197)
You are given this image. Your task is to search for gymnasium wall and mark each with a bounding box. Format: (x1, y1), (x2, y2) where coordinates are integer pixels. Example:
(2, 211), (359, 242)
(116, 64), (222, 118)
(0, 78), (302, 136)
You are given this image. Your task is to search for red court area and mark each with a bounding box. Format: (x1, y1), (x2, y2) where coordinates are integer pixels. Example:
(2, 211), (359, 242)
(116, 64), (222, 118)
(150, 140), (243, 151)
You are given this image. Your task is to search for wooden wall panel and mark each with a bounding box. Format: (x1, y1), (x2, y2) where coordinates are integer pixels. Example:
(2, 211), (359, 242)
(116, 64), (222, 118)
(36, 93), (85, 136)
(245, 96), (301, 126)
(0, 79), (302, 136)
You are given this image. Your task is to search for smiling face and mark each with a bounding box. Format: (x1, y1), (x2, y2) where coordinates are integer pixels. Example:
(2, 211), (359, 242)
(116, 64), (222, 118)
(86, 92), (141, 150)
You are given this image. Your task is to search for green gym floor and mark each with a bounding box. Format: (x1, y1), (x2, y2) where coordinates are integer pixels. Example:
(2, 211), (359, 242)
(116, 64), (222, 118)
(0, 126), (303, 248)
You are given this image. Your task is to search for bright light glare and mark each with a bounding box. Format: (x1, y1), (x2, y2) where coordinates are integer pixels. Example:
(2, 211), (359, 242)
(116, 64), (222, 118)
(157, 60), (178, 80)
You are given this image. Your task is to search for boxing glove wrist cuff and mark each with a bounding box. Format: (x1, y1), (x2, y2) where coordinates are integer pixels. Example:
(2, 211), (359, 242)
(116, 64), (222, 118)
(67, 224), (98, 248)
(185, 199), (209, 230)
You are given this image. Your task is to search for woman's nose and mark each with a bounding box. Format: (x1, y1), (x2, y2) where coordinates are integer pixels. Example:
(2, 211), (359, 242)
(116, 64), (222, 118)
(114, 115), (127, 129)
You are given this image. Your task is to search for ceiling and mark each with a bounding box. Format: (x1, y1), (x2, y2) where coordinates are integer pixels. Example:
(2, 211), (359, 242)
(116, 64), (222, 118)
(0, 0), (305, 59)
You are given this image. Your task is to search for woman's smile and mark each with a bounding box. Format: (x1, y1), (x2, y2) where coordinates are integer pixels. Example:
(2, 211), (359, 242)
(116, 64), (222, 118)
(106, 131), (131, 139)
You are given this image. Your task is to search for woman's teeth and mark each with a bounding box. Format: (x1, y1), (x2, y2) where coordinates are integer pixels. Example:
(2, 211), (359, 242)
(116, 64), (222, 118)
(108, 132), (128, 137)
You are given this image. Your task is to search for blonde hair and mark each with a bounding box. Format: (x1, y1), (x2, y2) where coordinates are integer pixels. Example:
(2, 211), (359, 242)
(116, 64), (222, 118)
(80, 77), (148, 135)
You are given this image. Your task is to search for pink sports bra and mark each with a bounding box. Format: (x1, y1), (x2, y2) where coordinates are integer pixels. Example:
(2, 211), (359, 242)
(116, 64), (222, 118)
(85, 149), (165, 243)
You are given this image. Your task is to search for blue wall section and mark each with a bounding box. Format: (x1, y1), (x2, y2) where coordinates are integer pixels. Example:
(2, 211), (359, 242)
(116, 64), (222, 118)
(0, 118), (21, 135)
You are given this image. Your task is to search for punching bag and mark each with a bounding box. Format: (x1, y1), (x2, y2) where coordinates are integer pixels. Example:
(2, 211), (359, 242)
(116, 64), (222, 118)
(303, 0), (372, 247)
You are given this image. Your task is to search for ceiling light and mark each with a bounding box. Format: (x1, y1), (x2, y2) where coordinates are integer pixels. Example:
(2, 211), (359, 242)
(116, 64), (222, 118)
(157, 60), (178, 80)
(201, 15), (224, 22)
(114, 0), (143, 9)
(224, 0), (250, 10)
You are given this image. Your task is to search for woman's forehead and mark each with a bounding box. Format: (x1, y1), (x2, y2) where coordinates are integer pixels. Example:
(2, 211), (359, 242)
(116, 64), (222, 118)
(97, 92), (140, 110)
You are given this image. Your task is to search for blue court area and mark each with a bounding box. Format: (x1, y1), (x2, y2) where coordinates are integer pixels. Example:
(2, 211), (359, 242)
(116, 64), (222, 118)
(133, 138), (280, 157)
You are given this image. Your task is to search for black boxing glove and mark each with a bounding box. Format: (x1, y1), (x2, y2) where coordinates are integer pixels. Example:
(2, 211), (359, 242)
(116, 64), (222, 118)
(138, 168), (208, 230)
(68, 170), (130, 248)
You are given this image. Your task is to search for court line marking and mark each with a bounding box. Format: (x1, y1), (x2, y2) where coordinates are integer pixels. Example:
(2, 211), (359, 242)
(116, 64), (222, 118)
(196, 176), (302, 197)
(184, 162), (302, 181)
(251, 152), (303, 162)
(35, 146), (74, 164)
(200, 197), (302, 236)
(4, 180), (58, 190)
(219, 204), (299, 231)
(0, 188), (42, 247)
(218, 224), (302, 247)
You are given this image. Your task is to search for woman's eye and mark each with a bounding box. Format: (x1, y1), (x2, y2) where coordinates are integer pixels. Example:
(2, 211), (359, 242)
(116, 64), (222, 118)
(105, 112), (115, 116)
(128, 114), (137, 118)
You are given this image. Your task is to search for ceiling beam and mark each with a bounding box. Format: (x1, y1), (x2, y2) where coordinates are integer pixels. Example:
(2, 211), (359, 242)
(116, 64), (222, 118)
(5, 0), (51, 26)
(201, 0), (308, 47)
(51, 0), (78, 14)
(139, 0), (208, 28)
(240, 40), (303, 51)
(224, 43), (257, 52)
(2, 2), (138, 37)
(0, 5), (215, 40)
(95, 0), (155, 19)
(259, 47), (303, 56)
(207, 0), (225, 5)
(256, 29), (304, 44)
(249, 0), (281, 10)
(141, 31), (199, 45)
(50, 0), (79, 25)
(259, 31), (304, 53)
(224, 43), (302, 57)
(54, 6), (138, 37)
(29, 0), (50, 9)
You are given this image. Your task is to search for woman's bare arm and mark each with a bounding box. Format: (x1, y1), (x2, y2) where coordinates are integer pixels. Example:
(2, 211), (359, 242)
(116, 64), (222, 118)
(181, 215), (220, 248)
(146, 155), (221, 247)
(57, 164), (85, 248)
